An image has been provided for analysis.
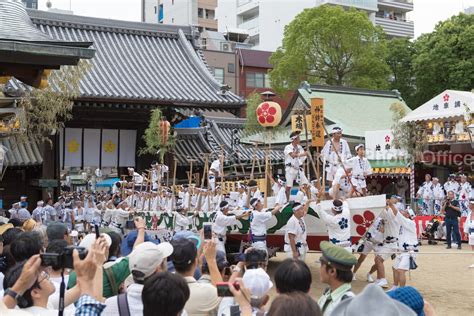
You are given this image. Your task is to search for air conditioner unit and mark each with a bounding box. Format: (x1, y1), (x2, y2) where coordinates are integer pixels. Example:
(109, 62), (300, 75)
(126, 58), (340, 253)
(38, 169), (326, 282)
(221, 43), (231, 52)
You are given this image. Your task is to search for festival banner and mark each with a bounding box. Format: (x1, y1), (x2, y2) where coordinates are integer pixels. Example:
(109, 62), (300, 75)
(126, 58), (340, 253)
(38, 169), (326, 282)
(310, 98), (324, 147)
(365, 129), (407, 160)
(291, 115), (311, 132)
(64, 128), (82, 167)
(83, 129), (101, 167)
(119, 129), (137, 167)
(101, 129), (118, 167)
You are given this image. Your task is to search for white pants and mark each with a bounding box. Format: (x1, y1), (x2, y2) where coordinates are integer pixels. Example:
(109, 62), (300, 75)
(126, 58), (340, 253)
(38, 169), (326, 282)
(376, 244), (397, 261)
(209, 175), (216, 192)
(393, 252), (416, 270)
(215, 235), (226, 254)
(284, 244), (308, 261)
(252, 240), (268, 252)
(285, 168), (308, 188)
(351, 177), (367, 190)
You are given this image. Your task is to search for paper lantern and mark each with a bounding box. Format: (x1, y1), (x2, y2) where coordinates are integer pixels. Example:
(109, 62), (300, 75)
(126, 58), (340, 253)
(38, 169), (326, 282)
(256, 101), (282, 127)
(159, 119), (170, 144)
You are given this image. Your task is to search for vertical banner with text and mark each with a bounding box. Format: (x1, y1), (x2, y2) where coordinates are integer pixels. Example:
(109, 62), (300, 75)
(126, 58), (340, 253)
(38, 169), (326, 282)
(291, 115), (312, 132)
(310, 98), (324, 147)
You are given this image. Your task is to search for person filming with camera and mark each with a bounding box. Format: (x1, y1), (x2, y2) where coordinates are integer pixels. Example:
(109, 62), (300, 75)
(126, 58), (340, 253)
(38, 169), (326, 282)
(441, 191), (462, 250)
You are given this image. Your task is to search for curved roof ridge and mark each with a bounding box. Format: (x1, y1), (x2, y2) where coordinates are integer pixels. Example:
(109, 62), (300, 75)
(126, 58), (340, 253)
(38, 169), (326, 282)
(28, 8), (194, 39)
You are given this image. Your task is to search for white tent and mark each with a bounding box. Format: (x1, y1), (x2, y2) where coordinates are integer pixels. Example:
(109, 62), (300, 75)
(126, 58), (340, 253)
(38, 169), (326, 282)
(401, 90), (473, 122)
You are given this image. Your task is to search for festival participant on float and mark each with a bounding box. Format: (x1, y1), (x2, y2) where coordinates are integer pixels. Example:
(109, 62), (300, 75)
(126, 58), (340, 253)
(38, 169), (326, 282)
(318, 241), (357, 316)
(284, 131), (309, 199)
(309, 178), (320, 200)
(464, 199), (474, 268)
(284, 200), (311, 260)
(458, 174), (472, 216)
(236, 183), (248, 209)
(316, 199), (352, 253)
(128, 167), (144, 187)
(268, 175), (287, 207)
(416, 174), (434, 215)
(432, 177), (445, 215)
(348, 144), (372, 196)
(328, 165), (353, 200)
(248, 180), (261, 200)
(209, 155), (222, 192)
(212, 186), (223, 212)
(391, 207), (419, 290)
(443, 174), (459, 195)
(213, 201), (249, 254)
(321, 127), (352, 186)
(249, 198), (282, 252)
(373, 197), (403, 288)
(174, 207), (197, 232)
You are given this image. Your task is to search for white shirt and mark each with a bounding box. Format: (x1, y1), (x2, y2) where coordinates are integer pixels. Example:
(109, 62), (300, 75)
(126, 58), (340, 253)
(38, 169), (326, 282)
(317, 202), (351, 243)
(175, 212), (193, 231)
(284, 143), (305, 169)
(275, 186), (287, 206)
(23, 306), (72, 316)
(366, 218), (384, 244)
(213, 211), (238, 236)
(102, 283), (144, 316)
(250, 210), (272, 236)
(209, 159), (220, 175)
(284, 215), (307, 245)
(398, 216), (418, 251)
(237, 192), (247, 209)
(348, 156), (372, 178)
(459, 182), (472, 200)
(321, 139), (351, 165)
(380, 207), (404, 245)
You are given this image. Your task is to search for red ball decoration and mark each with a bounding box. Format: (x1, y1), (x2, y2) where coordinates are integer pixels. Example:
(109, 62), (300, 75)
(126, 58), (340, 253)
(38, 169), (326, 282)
(256, 101), (282, 127)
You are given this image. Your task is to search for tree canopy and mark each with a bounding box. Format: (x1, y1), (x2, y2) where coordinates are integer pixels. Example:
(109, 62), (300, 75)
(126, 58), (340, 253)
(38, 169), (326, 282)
(411, 13), (474, 108)
(269, 6), (390, 95)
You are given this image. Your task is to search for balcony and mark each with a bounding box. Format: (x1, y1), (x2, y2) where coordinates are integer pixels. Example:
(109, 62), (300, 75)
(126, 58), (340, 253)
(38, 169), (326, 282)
(315, 0), (378, 12)
(237, 0), (259, 15)
(375, 16), (414, 38)
(378, 0), (413, 12)
(238, 17), (259, 37)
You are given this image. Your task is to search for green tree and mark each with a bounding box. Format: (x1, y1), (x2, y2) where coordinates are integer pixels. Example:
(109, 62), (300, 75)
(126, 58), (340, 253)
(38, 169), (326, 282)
(386, 38), (416, 108)
(19, 60), (91, 145)
(412, 13), (474, 108)
(269, 6), (390, 95)
(141, 109), (175, 163)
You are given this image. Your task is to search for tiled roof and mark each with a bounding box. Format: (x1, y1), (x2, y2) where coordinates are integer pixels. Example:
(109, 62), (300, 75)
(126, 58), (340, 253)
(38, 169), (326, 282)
(0, 136), (43, 167)
(281, 85), (411, 138)
(26, 9), (245, 107)
(174, 117), (284, 166)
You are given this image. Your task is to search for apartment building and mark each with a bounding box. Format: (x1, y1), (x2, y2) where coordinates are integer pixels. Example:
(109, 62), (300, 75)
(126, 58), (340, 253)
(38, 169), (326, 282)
(142, 0), (218, 32)
(217, 0), (414, 51)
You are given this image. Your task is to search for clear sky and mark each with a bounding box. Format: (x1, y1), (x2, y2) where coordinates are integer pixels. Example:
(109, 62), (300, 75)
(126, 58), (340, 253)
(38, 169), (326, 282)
(38, 0), (474, 39)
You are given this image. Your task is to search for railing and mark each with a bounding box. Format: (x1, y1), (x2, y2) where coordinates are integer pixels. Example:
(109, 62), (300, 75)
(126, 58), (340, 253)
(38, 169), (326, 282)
(237, 0), (252, 7)
(315, 0), (378, 11)
(379, 0), (413, 4)
(375, 12), (411, 23)
(238, 17), (259, 30)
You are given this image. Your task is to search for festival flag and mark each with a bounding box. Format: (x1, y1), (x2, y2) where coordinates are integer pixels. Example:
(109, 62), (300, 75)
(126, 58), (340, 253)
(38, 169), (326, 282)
(101, 129), (118, 167)
(83, 129), (101, 167)
(119, 129), (137, 167)
(64, 128), (82, 167)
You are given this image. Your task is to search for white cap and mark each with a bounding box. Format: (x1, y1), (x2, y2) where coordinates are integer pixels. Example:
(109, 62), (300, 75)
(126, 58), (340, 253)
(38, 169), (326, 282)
(243, 268), (273, 299)
(128, 242), (174, 280)
(355, 144), (364, 151)
(79, 233), (112, 250)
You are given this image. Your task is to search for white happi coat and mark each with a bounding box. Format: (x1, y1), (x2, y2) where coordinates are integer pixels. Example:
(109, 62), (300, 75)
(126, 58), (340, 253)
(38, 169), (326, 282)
(321, 139), (351, 181)
(317, 202), (352, 252)
(432, 183), (445, 215)
(348, 156), (372, 190)
(444, 180), (460, 195)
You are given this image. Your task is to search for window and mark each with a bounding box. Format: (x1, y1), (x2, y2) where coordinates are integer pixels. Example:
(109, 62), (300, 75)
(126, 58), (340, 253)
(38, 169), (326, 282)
(206, 9), (215, 20)
(264, 74), (271, 88)
(154, 6), (157, 14)
(228, 63), (235, 73)
(246, 72), (265, 88)
(198, 8), (204, 18)
(213, 68), (225, 84)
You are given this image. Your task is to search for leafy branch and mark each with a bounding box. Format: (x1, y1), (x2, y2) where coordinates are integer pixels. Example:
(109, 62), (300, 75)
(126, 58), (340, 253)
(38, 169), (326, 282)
(18, 60), (91, 146)
(140, 108), (175, 163)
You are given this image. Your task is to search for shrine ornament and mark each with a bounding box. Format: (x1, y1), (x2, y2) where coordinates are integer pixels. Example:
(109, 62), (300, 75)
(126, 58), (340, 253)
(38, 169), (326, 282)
(256, 101), (282, 127)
